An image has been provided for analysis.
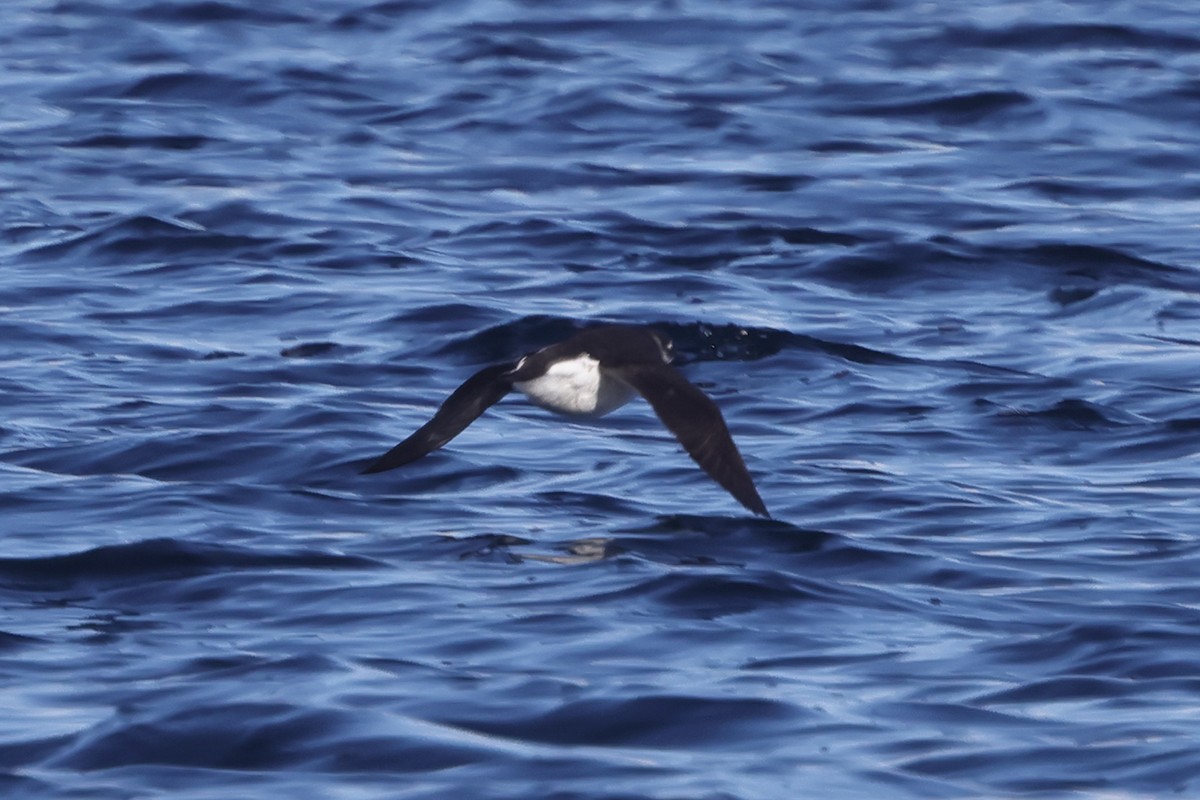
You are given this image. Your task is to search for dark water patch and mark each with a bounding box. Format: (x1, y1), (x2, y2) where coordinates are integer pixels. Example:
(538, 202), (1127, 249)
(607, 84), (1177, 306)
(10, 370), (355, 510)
(588, 569), (833, 619)
(22, 214), (272, 266)
(121, 71), (278, 105)
(648, 568), (825, 618)
(1091, 419), (1200, 465)
(438, 694), (801, 749)
(558, 209), (864, 259)
(1048, 284), (1100, 306)
(443, 32), (581, 65)
(279, 341), (341, 358)
(808, 237), (1200, 296)
(686, 215), (863, 248)
(572, 163), (818, 195)
(744, 648), (903, 671)
(611, 515), (863, 574)
(1006, 176), (1141, 204)
(734, 172), (812, 193)
(0, 630), (43, 651)
(48, 703), (491, 773)
(428, 216), (609, 265)
(200, 349), (245, 360)
(945, 374), (1082, 404)
(806, 240), (976, 293)
(331, 1), (447, 31)
(455, 15), (779, 49)
(0, 538), (378, 593)
(932, 22), (1200, 54)
(381, 302), (504, 333)
(534, 490), (645, 519)
(841, 89), (1037, 126)
(975, 675), (1140, 706)
(360, 463), (524, 497)
(182, 201), (321, 239)
(871, 700), (1034, 731)
(809, 138), (903, 154)
(804, 400), (938, 422)
(80, 293), (333, 327)
(1012, 243), (1195, 290)
(0, 735), (78, 775)
(64, 133), (216, 151)
(987, 398), (1130, 431)
(11, 431), (283, 482)
(133, 1), (309, 24)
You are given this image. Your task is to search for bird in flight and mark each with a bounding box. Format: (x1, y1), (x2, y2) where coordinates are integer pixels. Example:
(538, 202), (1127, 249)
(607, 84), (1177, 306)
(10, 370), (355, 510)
(362, 325), (768, 517)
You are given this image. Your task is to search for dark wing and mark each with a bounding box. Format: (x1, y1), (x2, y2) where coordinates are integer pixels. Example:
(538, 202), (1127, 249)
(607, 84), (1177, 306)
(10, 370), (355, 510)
(361, 363), (514, 474)
(610, 364), (769, 517)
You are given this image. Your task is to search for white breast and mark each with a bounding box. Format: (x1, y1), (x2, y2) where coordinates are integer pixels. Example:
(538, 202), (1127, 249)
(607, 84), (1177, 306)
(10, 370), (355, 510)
(513, 354), (636, 417)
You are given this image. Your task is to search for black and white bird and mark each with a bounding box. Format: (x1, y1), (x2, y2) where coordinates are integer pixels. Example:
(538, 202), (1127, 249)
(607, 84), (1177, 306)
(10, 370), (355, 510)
(362, 325), (768, 517)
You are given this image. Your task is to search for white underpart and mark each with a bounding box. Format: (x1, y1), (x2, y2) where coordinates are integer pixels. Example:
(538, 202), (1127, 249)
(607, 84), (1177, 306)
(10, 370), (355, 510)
(514, 354), (636, 417)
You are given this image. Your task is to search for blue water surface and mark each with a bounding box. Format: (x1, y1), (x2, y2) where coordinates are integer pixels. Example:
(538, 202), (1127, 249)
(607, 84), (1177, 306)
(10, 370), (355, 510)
(3, 0), (1200, 797)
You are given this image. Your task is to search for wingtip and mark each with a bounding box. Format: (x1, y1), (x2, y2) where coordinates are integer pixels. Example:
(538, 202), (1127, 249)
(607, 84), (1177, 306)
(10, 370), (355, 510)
(718, 475), (769, 517)
(745, 496), (771, 518)
(360, 451), (407, 474)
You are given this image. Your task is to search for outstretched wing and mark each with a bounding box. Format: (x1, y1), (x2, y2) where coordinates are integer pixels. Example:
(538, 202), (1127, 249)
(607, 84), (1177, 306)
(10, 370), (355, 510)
(609, 364), (769, 517)
(361, 363), (514, 474)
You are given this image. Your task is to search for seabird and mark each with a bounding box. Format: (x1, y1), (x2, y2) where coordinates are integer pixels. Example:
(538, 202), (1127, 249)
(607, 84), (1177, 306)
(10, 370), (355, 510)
(362, 325), (768, 517)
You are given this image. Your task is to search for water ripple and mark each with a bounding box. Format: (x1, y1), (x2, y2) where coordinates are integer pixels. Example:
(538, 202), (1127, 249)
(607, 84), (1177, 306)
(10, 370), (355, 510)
(3, 0), (1200, 797)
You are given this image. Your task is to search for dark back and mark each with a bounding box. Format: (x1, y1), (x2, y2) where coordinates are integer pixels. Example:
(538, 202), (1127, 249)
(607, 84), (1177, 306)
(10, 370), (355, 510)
(511, 325), (671, 379)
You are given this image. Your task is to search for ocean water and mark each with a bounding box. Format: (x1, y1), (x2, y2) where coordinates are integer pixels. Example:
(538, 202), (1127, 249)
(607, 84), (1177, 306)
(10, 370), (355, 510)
(3, 0), (1200, 797)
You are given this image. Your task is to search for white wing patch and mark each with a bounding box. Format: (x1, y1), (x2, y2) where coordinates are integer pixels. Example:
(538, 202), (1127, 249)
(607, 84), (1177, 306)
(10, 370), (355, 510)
(514, 354), (635, 417)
